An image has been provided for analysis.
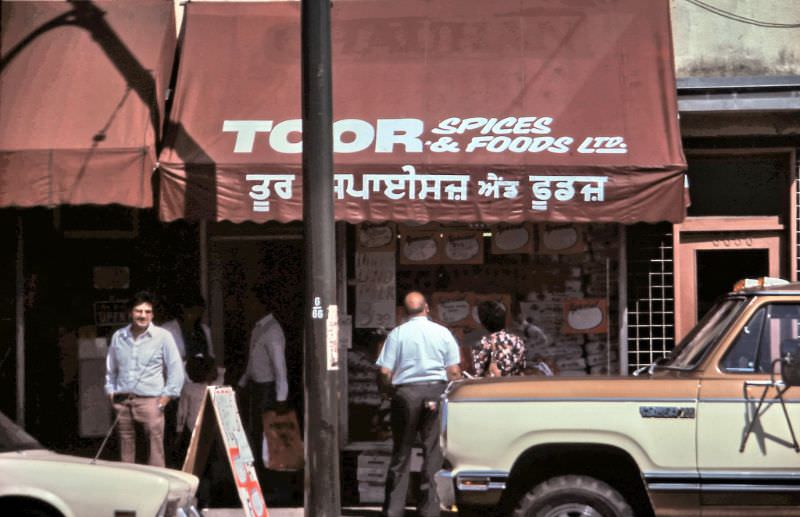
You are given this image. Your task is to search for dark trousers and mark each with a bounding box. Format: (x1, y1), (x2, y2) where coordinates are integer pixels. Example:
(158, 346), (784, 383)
(245, 380), (277, 467)
(383, 382), (446, 517)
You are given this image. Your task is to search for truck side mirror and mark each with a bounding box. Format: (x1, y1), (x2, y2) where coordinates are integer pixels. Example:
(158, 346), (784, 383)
(780, 338), (800, 387)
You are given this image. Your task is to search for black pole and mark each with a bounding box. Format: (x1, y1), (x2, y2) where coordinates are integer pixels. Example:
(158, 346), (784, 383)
(301, 0), (340, 515)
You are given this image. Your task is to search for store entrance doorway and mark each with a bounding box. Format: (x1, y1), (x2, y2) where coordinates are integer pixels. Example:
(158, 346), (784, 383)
(675, 227), (783, 341)
(209, 236), (305, 415)
(674, 149), (795, 343)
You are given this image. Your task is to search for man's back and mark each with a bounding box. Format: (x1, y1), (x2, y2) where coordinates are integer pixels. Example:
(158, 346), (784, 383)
(377, 316), (459, 385)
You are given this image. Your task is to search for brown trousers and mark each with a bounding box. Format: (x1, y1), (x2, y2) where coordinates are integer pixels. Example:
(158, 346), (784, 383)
(113, 396), (165, 467)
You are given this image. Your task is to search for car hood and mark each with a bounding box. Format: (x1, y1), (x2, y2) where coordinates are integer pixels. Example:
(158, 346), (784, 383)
(1, 449), (199, 502)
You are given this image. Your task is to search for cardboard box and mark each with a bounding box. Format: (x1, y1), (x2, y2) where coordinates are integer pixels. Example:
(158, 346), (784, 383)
(357, 465), (388, 483)
(359, 482), (385, 503)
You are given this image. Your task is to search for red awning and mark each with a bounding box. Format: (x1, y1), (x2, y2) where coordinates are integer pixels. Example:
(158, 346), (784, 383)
(0, 0), (176, 208)
(159, 0), (686, 224)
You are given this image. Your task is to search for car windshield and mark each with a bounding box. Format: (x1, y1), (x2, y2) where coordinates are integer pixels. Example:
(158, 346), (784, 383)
(666, 297), (747, 369)
(0, 411), (43, 453)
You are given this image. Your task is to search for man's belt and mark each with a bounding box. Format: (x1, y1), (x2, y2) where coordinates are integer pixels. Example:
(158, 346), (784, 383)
(395, 380), (447, 388)
(113, 393), (156, 403)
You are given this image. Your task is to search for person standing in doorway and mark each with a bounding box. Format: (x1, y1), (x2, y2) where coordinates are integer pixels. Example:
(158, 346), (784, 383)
(105, 291), (185, 467)
(162, 292), (214, 467)
(162, 293), (214, 360)
(238, 289), (290, 471)
(376, 291), (462, 517)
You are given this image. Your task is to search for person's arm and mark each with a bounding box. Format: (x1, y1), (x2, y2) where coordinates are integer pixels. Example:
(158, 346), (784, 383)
(443, 329), (463, 381)
(472, 338), (490, 377)
(104, 337), (118, 402)
(377, 367), (394, 396)
(515, 336), (527, 372)
(266, 323), (289, 404)
(375, 333), (398, 395)
(446, 364), (463, 381)
(237, 328), (256, 388)
(161, 332), (185, 407)
(162, 319), (185, 360)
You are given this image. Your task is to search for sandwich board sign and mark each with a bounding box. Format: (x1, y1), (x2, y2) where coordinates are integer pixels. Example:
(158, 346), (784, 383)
(183, 386), (267, 517)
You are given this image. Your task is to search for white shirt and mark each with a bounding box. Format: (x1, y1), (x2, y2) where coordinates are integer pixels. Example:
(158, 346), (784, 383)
(241, 313), (288, 402)
(161, 318), (214, 360)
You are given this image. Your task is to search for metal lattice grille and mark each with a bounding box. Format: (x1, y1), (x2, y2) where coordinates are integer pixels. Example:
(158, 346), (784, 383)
(626, 224), (675, 373)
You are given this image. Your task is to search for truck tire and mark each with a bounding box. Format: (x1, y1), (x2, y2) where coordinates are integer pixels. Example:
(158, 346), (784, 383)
(512, 475), (633, 517)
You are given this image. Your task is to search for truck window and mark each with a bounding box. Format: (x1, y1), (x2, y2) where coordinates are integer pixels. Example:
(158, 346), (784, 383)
(721, 303), (800, 374)
(669, 298), (745, 369)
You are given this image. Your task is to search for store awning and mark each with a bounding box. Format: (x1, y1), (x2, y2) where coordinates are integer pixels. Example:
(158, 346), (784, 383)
(0, 0), (176, 208)
(159, 0), (686, 224)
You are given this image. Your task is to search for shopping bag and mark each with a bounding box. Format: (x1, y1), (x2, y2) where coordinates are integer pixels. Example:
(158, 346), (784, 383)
(262, 410), (304, 471)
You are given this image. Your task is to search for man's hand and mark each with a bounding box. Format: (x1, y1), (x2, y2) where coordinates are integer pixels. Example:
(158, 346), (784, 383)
(157, 395), (171, 411)
(446, 364), (463, 381)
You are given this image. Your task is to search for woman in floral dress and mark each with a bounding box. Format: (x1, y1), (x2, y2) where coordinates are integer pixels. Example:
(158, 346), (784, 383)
(473, 300), (526, 377)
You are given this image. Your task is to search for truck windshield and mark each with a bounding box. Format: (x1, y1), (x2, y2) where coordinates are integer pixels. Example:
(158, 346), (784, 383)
(666, 297), (747, 369)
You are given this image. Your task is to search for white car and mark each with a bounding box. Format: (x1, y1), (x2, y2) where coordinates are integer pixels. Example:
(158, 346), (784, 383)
(0, 412), (200, 517)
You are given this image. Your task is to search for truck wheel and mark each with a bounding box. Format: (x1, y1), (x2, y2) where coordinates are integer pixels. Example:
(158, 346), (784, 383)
(513, 475), (633, 517)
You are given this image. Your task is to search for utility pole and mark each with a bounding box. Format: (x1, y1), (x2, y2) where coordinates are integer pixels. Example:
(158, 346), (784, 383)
(301, 0), (340, 515)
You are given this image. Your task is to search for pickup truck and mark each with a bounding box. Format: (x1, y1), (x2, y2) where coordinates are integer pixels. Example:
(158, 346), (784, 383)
(436, 281), (800, 516)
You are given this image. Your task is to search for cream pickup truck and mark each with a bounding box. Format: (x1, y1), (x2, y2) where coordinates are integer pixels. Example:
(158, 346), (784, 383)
(436, 281), (800, 517)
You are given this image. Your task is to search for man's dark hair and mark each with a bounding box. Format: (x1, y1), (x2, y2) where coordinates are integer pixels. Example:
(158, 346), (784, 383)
(477, 300), (506, 333)
(128, 290), (156, 310)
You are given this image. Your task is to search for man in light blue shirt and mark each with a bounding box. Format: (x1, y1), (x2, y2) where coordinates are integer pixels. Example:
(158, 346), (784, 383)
(105, 291), (184, 467)
(376, 291), (462, 517)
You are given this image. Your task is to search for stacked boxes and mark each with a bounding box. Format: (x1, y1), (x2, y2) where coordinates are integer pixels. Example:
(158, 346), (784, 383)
(356, 448), (423, 504)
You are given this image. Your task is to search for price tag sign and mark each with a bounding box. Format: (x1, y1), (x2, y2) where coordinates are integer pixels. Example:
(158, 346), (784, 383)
(355, 251), (396, 329)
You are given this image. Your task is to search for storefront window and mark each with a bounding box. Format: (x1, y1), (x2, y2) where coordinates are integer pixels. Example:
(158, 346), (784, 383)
(346, 222), (621, 442)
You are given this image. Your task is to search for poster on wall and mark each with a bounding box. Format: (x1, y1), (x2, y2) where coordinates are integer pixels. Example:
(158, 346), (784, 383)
(93, 300), (129, 327)
(441, 231), (484, 264)
(398, 230), (441, 265)
(356, 222), (396, 252)
(491, 224), (534, 254)
(562, 298), (608, 334)
(356, 251), (396, 328)
(431, 292), (474, 327)
(538, 223), (586, 255)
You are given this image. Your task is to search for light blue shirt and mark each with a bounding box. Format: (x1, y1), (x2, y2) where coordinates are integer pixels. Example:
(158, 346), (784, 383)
(376, 316), (461, 385)
(105, 324), (185, 398)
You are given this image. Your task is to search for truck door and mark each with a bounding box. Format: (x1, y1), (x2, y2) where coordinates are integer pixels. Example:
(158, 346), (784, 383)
(697, 302), (800, 516)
